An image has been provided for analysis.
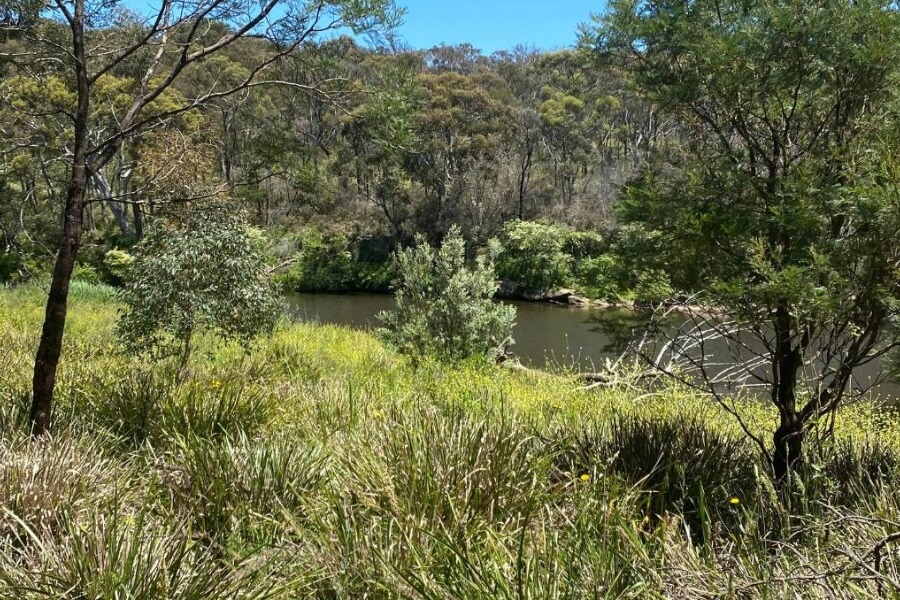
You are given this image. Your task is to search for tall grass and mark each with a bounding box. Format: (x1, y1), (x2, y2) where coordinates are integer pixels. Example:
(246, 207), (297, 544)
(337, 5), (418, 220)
(1, 283), (899, 598)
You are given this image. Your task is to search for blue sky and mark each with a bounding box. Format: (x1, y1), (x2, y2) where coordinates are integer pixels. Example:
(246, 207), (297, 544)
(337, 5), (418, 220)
(114, 0), (600, 55)
(395, 1), (600, 54)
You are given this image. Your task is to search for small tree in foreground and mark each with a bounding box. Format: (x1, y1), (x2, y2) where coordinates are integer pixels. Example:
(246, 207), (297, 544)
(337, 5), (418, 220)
(118, 203), (279, 379)
(589, 0), (900, 482)
(378, 227), (516, 363)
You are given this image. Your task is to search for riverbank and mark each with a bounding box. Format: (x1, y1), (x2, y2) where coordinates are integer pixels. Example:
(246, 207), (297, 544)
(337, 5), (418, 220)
(2, 283), (900, 597)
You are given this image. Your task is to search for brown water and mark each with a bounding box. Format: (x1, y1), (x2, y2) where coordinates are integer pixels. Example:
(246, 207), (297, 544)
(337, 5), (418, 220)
(284, 293), (900, 402)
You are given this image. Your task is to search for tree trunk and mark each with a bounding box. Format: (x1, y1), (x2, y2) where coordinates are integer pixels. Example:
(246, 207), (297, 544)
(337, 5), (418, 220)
(133, 201), (144, 240)
(773, 411), (804, 483)
(92, 171), (130, 237)
(178, 329), (193, 383)
(30, 0), (89, 436)
(518, 140), (533, 220)
(771, 304), (803, 482)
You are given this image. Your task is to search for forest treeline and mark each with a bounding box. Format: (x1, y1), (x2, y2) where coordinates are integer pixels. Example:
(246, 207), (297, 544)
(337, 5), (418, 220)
(1, 24), (666, 297)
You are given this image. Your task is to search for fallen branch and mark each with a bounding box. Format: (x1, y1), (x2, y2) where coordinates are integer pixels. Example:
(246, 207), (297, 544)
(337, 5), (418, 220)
(265, 256), (299, 276)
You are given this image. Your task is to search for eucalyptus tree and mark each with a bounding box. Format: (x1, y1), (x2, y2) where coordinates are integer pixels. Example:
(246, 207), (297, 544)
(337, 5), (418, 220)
(589, 0), (900, 480)
(118, 201), (279, 381)
(0, 0), (401, 434)
(409, 70), (514, 243)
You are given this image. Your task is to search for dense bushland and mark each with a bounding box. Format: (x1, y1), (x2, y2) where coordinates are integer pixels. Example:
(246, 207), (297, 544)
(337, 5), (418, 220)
(1, 284), (899, 598)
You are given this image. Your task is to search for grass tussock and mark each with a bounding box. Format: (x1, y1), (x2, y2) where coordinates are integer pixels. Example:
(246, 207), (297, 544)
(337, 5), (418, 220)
(1, 283), (899, 598)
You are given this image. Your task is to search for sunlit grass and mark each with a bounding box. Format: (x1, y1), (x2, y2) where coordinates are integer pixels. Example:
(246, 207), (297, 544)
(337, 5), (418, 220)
(1, 283), (899, 598)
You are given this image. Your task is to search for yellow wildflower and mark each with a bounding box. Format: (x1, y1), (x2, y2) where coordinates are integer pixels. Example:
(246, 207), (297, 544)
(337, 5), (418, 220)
(729, 497), (740, 505)
(579, 473), (590, 482)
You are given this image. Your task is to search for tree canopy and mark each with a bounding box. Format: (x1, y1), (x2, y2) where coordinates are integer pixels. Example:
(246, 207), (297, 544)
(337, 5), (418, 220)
(587, 0), (900, 479)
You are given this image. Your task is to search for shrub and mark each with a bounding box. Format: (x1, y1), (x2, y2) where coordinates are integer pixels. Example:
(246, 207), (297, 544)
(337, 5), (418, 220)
(0, 251), (25, 284)
(606, 224), (676, 302)
(378, 227), (515, 363)
(495, 220), (573, 291)
(272, 230), (394, 293)
(563, 229), (608, 259)
(572, 254), (622, 300)
(101, 248), (134, 286)
(167, 432), (327, 546)
(117, 203), (279, 378)
(160, 382), (272, 442)
(80, 369), (171, 448)
(0, 435), (124, 542)
(555, 415), (756, 542)
(68, 280), (118, 303)
(292, 229), (356, 292)
(71, 263), (102, 284)
(355, 405), (547, 528)
(0, 504), (291, 599)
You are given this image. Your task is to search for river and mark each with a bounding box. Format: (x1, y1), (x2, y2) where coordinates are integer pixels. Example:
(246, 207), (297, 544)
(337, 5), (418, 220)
(284, 293), (900, 402)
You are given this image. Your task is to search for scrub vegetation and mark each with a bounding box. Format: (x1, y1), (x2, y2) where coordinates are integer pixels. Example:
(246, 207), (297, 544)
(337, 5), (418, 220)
(1, 284), (899, 598)
(3, 0), (900, 595)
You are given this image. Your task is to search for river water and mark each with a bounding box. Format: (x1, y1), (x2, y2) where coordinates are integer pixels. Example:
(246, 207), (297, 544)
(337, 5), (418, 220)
(284, 293), (900, 402)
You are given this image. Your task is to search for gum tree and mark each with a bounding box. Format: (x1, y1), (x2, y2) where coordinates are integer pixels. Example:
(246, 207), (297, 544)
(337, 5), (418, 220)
(0, 0), (400, 434)
(588, 0), (900, 480)
(118, 201), (279, 381)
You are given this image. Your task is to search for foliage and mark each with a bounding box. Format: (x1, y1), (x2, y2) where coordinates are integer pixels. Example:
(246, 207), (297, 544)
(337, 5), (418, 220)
(101, 249), (134, 287)
(0, 250), (25, 283)
(269, 222), (628, 301)
(378, 226), (516, 362)
(272, 229), (394, 293)
(590, 0), (900, 479)
(493, 220), (654, 301)
(2, 29), (663, 301)
(117, 203), (279, 372)
(496, 220), (574, 291)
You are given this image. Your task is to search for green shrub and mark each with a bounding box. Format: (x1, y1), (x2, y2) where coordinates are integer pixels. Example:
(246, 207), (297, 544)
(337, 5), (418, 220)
(0, 390), (29, 437)
(80, 369), (171, 448)
(0, 503), (290, 599)
(160, 382), (272, 442)
(496, 220), (573, 291)
(632, 270), (676, 304)
(71, 263), (102, 284)
(378, 227), (516, 363)
(808, 438), (899, 505)
(0, 251), (24, 283)
(68, 280), (118, 302)
(356, 405), (547, 528)
(605, 224), (676, 302)
(609, 415), (756, 538)
(0, 435), (124, 542)
(272, 229), (394, 293)
(168, 432), (327, 546)
(69, 369), (273, 449)
(563, 229), (608, 259)
(555, 415), (756, 542)
(294, 229), (356, 292)
(117, 203), (279, 377)
(101, 249), (134, 286)
(572, 254), (622, 300)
